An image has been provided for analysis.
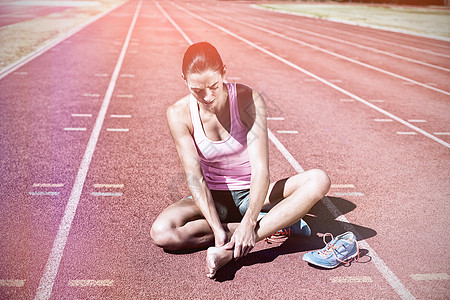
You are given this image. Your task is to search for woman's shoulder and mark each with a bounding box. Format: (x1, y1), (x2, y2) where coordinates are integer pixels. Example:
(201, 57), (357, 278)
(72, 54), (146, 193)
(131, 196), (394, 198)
(235, 83), (266, 128)
(235, 83), (252, 97)
(166, 95), (192, 131)
(235, 83), (264, 108)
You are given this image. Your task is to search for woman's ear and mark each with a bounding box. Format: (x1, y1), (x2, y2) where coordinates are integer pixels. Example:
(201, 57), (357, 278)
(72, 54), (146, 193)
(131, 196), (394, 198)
(222, 65), (227, 78)
(181, 73), (188, 85)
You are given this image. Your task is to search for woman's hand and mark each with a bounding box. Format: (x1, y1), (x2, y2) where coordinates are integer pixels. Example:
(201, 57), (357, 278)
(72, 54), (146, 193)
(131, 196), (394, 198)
(223, 223), (256, 259)
(214, 228), (228, 248)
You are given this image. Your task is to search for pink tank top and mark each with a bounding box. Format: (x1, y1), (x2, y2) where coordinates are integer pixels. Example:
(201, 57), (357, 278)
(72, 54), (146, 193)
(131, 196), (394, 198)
(190, 82), (251, 190)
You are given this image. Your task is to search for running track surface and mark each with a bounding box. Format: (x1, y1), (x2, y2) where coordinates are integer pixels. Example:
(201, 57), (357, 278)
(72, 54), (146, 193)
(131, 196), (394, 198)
(0, 1), (449, 299)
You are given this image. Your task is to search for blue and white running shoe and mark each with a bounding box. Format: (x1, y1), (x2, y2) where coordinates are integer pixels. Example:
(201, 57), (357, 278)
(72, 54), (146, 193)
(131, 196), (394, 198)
(302, 231), (359, 268)
(259, 212), (311, 243)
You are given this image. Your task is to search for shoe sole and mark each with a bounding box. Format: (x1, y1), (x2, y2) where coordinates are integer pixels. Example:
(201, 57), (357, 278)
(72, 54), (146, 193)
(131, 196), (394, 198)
(302, 251), (359, 269)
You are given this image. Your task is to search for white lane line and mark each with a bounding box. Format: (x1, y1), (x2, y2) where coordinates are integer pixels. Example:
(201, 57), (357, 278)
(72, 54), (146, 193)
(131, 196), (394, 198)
(68, 280), (114, 287)
(0, 1), (128, 80)
(120, 74), (135, 78)
(116, 94), (133, 98)
(330, 276), (373, 283)
(329, 79), (342, 83)
(0, 280), (26, 287)
(106, 128), (129, 132)
(340, 99), (355, 102)
(167, 5), (416, 299)
(267, 129), (305, 173)
(369, 100), (385, 103)
(71, 114), (92, 118)
(267, 117), (285, 120)
(33, 183), (64, 188)
(434, 132), (450, 135)
(64, 128), (87, 131)
(91, 192), (123, 197)
(93, 184), (124, 188)
(173, 4), (450, 149)
(252, 17), (450, 73)
(156, 2), (193, 45)
(333, 192), (365, 196)
(227, 16), (450, 95)
(330, 184), (355, 188)
(251, 5), (450, 44)
(29, 192), (60, 196)
(303, 20), (450, 59)
(276, 130), (298, 134)
(410, 273), (450, 281)
(34, 1), (143, 299)
(407, 120), (426, 123)
(374, 119), (393, 122)
(111, 114), (131, 118)
(82, 93), (100, 97)
(94, 73), (109, 77)
(396, 132), (417, 135)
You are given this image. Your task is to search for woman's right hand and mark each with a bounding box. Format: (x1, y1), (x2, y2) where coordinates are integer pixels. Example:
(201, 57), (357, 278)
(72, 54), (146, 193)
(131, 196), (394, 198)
(214, 228), (228, 248)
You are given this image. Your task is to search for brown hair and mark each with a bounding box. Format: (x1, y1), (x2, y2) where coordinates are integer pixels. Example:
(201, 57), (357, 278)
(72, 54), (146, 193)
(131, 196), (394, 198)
(182, 42), (224, 77)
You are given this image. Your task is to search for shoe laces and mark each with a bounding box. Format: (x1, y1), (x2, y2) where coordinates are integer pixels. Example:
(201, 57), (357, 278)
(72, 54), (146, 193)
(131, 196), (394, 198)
(264, 228), (291, 244)
(318, 233), (360, 264)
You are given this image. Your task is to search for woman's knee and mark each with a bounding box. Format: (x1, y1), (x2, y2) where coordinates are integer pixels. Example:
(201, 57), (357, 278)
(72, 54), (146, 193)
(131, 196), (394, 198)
(150, 218), (182, 250)
(307, 169), (331, 197)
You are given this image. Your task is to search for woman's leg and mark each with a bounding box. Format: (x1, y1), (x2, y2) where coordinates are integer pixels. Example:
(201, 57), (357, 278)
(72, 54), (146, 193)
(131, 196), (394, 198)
(206, 169), (331, 278)
(151, 197), (217, 251)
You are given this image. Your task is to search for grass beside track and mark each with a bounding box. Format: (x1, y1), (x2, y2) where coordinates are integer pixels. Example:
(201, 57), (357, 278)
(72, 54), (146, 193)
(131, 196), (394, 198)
(0, 0), (127, 72)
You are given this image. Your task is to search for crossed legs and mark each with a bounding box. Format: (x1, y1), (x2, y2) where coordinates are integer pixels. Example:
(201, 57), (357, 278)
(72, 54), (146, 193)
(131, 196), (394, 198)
(150, 169), (331, 277)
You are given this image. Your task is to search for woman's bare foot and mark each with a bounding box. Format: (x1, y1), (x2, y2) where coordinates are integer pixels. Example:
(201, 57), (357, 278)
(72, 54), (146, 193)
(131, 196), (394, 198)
(205, 246), (233, 279)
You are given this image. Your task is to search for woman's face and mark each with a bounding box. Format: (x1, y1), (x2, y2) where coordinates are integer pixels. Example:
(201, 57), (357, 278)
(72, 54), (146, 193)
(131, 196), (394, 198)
(184, 68), (226, 109)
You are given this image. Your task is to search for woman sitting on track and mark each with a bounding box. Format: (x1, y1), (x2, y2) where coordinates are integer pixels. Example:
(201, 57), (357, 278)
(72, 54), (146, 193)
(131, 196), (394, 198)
(150, 42), (331, 279)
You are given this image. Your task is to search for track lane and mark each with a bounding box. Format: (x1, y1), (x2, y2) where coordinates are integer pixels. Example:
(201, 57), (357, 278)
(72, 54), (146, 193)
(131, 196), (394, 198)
(34, 1), (143, 298)
(210, 5), (450, 93)
(0, 6), (135, 297)
(226, 15), (450, 94)
(0, 1), (136, 299)
(248, 4), (450, 50)
(233, 3), (450, 60)
(242, 16), (450, 72)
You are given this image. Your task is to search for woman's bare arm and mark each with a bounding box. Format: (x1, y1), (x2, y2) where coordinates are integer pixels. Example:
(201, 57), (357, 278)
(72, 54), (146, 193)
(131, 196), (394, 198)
(166, 99), (227, 247)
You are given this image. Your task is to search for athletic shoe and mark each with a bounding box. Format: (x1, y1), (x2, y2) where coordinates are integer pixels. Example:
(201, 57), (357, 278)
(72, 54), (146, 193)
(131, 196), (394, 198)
(259, 212), (311, 243)
(302, 231), (359, 268)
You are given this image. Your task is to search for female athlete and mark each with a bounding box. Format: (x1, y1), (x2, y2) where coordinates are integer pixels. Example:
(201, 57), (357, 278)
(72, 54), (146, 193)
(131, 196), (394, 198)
(151, 42), (331, 279)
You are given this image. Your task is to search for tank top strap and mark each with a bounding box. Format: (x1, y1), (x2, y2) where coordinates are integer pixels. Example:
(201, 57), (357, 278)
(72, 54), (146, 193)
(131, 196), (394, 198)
(189, 93), (205, 144)
(227, 82), (246, 134)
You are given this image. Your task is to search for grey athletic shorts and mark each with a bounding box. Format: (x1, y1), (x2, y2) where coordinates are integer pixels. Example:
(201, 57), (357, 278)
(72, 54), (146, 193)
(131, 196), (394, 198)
(188, 189), (250, 223)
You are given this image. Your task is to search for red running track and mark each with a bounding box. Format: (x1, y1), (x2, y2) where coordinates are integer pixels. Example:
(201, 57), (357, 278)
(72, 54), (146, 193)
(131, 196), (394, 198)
(0, 0), (449, 299)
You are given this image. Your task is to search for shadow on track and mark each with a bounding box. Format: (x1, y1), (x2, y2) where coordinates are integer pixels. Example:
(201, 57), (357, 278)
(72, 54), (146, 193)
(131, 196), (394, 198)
(213, 196), (377, 282)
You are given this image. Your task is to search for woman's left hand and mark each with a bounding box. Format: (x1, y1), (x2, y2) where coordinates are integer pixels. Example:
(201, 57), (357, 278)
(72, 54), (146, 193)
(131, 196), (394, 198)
(223, 223), (256, 259)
